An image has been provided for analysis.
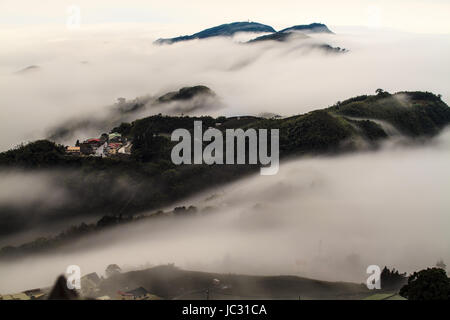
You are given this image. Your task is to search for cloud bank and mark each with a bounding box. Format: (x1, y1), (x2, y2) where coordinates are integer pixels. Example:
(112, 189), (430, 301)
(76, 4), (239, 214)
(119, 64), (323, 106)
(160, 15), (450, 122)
(1, 26), (450, 150)
(1, 130), (449, 293)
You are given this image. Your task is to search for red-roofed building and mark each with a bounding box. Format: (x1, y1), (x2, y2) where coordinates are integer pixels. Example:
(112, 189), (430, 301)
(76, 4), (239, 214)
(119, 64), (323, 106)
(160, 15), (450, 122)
(86, 138), (101, 144)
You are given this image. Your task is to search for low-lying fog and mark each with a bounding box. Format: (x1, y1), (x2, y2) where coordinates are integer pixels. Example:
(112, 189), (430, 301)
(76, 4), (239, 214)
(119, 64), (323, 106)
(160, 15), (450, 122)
(1, 130), (449, 293)
(1, 25), (450, 150)
(1, 22), (450, 293)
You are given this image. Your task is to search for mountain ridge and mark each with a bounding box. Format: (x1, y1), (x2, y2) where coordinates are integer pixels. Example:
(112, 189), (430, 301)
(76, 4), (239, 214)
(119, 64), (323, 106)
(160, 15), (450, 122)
(0, 90), (448, 255)
(155, 21), (276, 44)
(279, 22), (333, 34)
(155, 21), (333, 45)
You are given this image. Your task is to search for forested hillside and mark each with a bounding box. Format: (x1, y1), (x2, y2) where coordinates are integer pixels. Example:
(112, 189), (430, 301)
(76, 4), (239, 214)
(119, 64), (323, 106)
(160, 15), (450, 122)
(0, 90), (449, 257)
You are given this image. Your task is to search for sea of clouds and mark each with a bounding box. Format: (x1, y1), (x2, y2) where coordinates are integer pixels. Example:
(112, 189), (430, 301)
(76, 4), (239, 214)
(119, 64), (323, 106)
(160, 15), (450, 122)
(1, 25), (450, 149)
(1, 24), (450, 293)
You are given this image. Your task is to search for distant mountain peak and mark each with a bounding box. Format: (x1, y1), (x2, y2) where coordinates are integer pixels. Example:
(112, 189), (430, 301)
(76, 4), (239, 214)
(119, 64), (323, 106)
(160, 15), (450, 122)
(280, 23), (333, 34)
(155, 22), (334, 45)
(155, 21), (276, 44)
(247, 23), (342, 52)
(157, 85), (215, 103)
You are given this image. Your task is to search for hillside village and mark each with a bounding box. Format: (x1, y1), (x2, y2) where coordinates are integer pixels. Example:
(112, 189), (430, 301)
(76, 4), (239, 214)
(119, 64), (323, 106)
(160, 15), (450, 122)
(1, 264), (413, 300)
(0, 265), (162, 301)
(65, 132), (132, 157)
(62, 115), (260, 158)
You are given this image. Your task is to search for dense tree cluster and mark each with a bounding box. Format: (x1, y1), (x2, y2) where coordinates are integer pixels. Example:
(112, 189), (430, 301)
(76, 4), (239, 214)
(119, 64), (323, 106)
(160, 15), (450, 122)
(332, 91), (450, 136)
(400, 268), (450, 300)
(380, 266), (407, 290)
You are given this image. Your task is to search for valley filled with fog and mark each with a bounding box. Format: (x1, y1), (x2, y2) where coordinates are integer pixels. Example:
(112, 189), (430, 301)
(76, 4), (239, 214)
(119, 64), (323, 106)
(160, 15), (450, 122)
(1, 24), (450, 295)
(1, 131), (449, 293)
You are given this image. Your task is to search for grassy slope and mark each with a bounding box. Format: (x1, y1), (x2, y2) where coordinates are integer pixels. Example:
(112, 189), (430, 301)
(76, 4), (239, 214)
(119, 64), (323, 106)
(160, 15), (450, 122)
(98, 265), (371, 300)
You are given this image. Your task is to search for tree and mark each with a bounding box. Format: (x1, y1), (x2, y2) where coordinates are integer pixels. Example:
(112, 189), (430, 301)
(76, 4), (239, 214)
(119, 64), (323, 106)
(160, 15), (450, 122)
(436, 259), (447, 270)
(100, 133), (109, 142)
(380, 266), (407, 290)
(105, 264), (122, 278)
(216, 116), (226, 122)
(131, 126), (168, 162)
(375, 88), (384, 95)
(400, 268), (450, 300)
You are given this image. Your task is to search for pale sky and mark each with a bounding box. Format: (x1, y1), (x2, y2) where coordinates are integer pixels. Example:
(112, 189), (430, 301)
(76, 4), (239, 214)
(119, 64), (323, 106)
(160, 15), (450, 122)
(0, 0), (449, 34)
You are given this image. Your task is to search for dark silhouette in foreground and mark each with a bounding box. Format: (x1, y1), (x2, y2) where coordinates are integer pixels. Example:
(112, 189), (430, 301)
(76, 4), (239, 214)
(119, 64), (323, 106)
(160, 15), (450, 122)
(48, 275), (79, 300)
